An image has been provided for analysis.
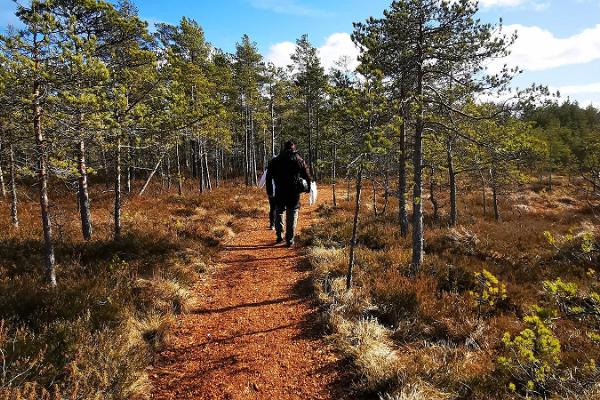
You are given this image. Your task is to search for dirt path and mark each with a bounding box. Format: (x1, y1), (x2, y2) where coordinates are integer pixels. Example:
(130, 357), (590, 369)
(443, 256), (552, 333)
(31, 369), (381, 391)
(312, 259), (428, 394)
(151, 199), (354, 400)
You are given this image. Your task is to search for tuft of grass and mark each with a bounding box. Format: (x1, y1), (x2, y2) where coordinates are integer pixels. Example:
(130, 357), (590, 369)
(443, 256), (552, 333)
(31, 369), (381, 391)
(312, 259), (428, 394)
(0, 181), (260, 398)
(331, 314), (400, 393)
(307, 182), (600, 399)
(133, 312), (175, 353)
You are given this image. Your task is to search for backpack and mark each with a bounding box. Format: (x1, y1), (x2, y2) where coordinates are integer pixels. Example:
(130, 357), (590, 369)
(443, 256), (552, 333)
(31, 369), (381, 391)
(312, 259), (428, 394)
(294, 173), (310, 193)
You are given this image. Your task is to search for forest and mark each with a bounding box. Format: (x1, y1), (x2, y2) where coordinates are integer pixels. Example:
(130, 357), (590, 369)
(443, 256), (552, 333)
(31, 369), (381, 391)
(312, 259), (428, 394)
(0, 0), (599, 399)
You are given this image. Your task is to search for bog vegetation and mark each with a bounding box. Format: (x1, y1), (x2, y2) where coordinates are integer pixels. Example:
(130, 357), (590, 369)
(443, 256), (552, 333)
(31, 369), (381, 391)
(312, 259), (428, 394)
(0, 0), (598, 399)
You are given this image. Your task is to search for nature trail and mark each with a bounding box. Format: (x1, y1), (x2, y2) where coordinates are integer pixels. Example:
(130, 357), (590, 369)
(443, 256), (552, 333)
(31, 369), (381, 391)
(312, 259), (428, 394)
(151, 195), (354, 399)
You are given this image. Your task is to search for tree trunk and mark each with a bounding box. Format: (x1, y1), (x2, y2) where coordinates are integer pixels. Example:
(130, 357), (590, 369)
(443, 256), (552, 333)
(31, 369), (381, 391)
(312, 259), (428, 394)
(214, 145), (220, 189)
(271, 95), (276, 158)
(332, 143), (337, 207)
(9, 144), (18, 228)
(447, 137), (457, 227)
(315, 110), (320, 181)
(139, 153), (165, 196)
(166, 147), (171, 190)
(347, 174), (351, 202)
(480, 169), (487, 217)
(490, 168), (500, 222)
(0, 142), (6, 198)
(372, 177), (378, 216)
(203, 141), (212, 191)
(198, 137), (205, 193)
(126, 134), (133, 193)
(382, 164), (389, 215)
(347, 165), (363, 290)
(398, 103), (409, 238)
(307, 99), (313, 176)
(183, 138), (189, 172)
(429, 165), (439, 224)
(411, 56), (425, 271)
(251, 116), (258, 186)
(101, 144), (110, 189)
(77, 137), (93, 241)
(176, 139), (183, 195)
(114, 136), (122, 240)
(34, 75), (56, 286)
(244, 103), (250, 186)
(191, 138), (197, 178)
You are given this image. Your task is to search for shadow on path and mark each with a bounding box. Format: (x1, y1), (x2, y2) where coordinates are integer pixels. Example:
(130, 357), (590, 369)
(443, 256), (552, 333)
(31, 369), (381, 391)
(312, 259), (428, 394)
(193, 296), (302, 315)
(151, 205), (361, 400)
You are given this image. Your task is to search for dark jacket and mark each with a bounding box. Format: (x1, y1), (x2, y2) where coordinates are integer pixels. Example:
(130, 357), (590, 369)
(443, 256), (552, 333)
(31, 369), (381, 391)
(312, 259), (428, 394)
(266, 150), (312, 209)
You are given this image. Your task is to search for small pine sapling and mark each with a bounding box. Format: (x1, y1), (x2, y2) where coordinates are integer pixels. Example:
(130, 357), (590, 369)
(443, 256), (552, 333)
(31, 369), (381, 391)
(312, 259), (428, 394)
(498, 310), (561, 398)
(544, 229), (597, 264)
(544, 277), (600, 347)
(470, 269), (507, 318)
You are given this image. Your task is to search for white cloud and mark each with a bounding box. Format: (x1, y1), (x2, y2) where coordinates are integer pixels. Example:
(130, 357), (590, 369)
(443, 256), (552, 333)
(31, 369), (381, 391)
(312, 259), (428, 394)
(489, 23), (600, 73)
(266, 41), (296, 69)
(474, 0), (549, 9)
(479, 0), (524, 7)
(551, 82), (600, 108)
(551, 82), (600, 95)
(247, 0), (330, 17)
(531, 2), (550, 11)
(579, 99), (600, 109)
(266, 32), (359, 72)
(317, 33), (360, 72)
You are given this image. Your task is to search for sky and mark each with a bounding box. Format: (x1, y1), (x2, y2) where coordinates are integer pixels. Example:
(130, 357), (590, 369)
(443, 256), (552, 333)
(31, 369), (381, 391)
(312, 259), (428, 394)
(1, 0), (600, 107)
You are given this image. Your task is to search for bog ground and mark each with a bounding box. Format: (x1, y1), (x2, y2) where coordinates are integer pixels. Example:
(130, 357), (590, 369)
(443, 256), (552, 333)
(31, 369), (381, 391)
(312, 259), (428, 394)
(150, 189), (356, 399)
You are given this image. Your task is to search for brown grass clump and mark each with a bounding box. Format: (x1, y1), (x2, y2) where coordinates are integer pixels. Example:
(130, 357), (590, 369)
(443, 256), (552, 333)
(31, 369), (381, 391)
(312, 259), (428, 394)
(307, 181), (600, 399)
(132, 312), (176, 353)
(333, 316), (400, 393)
(0, 180), (255, 398)
(133, 278), (192, 314)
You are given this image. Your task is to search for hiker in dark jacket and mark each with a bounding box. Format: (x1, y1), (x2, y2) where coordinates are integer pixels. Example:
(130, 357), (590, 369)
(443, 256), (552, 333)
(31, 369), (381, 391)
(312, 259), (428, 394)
(266, 140), (312, 246)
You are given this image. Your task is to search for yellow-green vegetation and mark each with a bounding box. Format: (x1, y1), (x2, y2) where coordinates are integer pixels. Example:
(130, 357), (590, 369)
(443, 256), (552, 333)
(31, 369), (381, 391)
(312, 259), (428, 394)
(306, 180), (600, 399)
(498, 312), (561, 398)
(471, 269), (507, 318)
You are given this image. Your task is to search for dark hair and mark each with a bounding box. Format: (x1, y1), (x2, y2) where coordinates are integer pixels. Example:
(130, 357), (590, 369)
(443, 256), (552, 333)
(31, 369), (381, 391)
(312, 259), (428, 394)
(284, 140), (296, 151)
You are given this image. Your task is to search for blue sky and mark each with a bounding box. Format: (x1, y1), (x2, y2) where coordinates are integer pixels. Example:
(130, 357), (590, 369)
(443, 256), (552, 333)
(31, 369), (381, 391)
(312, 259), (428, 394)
(1, 0), (599, 107)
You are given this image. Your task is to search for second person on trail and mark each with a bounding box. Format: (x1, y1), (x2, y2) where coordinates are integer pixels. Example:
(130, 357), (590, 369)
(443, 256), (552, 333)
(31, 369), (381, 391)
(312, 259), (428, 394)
(266, 140), (312, 247)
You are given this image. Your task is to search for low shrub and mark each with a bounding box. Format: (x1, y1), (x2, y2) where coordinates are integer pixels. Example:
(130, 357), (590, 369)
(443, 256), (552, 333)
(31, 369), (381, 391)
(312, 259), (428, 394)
(498, 312), (561, 398)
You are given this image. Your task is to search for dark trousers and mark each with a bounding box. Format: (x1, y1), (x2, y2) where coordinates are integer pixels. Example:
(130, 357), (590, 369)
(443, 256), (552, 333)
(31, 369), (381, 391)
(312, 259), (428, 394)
(275, 195), (300, 243)
(268, 196), (277, 228)
(275, 204), (299, 243)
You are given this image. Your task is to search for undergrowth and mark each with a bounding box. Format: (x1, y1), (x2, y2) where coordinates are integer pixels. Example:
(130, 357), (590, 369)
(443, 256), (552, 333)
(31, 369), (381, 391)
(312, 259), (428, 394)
(307, 180), (600, 399)
(0, 181), (260, 399)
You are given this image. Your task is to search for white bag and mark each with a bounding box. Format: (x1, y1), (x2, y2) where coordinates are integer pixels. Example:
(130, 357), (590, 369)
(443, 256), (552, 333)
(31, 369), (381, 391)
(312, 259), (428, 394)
(258, 169), (267, 188)
(259, 169), (276, 195)
(309, 182), (318, 206)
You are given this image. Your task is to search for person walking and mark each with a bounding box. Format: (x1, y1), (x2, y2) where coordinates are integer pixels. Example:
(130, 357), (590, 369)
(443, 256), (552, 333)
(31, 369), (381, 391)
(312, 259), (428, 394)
(266, 140), (312, 247)
(259, 158), (278, 230)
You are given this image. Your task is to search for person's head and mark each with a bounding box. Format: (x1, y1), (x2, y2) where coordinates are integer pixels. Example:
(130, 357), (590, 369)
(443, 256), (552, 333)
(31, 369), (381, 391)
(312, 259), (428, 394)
(283, 140), (296, 152)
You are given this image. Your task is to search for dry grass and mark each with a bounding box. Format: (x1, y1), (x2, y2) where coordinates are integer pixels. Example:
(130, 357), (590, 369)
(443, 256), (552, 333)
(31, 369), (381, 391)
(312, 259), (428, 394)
(307, 178), (600, 399)
(0, 179), (259, 399)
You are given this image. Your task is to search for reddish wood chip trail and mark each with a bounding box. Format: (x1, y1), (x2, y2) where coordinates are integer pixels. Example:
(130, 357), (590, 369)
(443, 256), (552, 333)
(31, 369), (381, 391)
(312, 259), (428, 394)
(151, 200), (354, 400)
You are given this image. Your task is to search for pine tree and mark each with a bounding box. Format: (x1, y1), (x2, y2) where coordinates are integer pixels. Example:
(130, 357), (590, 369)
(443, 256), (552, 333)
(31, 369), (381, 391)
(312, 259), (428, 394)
(3, 0), (62, 286)
(291, 35), (327, 179)
(353, 0), (517, 271)
(234, 35), (264, 186)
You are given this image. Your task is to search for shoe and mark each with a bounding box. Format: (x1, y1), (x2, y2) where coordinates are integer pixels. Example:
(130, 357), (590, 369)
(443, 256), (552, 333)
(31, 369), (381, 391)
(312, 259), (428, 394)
(286, 240), (295, 248)
(276, 236), (284, 244)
